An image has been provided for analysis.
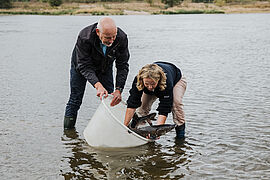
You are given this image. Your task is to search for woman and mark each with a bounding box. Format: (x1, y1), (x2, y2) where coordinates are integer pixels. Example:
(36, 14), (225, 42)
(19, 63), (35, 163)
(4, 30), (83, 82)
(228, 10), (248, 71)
(124, 62), (187, 138)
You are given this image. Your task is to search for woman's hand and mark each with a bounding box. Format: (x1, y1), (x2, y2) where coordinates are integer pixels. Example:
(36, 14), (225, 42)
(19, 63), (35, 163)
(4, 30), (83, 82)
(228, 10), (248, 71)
(156, 115), (167, 125)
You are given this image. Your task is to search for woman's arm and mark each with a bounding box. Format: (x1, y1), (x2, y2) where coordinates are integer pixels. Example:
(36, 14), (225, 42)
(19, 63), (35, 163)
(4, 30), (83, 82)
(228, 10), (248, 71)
(157, 115), (167, 125)
(124, 108), (136, 126)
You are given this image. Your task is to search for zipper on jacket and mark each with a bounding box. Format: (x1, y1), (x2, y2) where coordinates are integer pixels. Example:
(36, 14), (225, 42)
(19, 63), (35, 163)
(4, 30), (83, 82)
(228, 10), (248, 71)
(106, 42), (119, 57)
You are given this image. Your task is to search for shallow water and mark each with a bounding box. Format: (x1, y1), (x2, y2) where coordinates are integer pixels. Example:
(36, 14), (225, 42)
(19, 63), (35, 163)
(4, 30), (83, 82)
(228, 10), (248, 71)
(0, 14), (270, 179)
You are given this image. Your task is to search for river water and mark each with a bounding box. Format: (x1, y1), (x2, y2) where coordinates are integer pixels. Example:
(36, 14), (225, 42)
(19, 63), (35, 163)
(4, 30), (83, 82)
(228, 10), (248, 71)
(0, 14), (269, 179)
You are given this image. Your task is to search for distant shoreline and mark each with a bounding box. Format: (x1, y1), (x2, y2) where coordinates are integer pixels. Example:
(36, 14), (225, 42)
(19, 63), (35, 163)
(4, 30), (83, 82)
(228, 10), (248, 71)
(1, 1), (270, 15)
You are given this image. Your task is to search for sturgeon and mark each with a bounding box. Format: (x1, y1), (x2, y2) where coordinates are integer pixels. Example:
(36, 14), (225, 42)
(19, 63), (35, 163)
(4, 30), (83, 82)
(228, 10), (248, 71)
(128, 112), (156, 129)
(128, 113), (175, 139)
(131, 124), (176, 139)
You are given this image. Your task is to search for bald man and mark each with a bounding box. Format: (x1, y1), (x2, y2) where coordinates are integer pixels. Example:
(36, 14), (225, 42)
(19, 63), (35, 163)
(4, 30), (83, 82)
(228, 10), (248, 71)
(64, 17), (130, 130)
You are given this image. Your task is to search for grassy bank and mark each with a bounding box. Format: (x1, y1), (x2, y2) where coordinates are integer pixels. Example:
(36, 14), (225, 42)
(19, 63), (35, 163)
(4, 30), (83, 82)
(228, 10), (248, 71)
(0, 1), (270, 15)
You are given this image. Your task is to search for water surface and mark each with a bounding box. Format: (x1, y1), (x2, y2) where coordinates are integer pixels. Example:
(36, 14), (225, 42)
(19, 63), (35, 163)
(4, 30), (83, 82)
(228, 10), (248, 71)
(0, 14), (270, 179)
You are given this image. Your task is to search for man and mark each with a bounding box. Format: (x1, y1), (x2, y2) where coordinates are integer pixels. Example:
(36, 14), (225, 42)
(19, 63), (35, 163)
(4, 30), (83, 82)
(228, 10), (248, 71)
(124, 62), (187, 139)
(64, 17), (130, 130)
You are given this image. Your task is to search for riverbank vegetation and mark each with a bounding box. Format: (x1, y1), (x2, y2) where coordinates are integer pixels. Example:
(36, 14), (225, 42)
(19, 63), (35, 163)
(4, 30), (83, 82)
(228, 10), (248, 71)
(1, 0), (270, 15)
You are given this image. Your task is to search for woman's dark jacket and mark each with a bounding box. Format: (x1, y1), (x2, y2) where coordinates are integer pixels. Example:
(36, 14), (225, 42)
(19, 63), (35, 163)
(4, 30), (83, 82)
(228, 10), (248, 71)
(71, 23), (130, 90)
(127, 62), (182, 117)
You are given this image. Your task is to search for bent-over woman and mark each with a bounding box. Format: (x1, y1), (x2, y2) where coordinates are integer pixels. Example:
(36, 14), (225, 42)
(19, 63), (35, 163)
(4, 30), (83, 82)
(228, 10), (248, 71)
(124, 61), (187, 138)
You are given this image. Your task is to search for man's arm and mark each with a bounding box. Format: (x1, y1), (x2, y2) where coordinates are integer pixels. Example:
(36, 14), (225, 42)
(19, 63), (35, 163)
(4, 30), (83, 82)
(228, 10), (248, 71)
(76, 35), (99, 87)
(115, 35), (130, 90)
(76, 34), (108, 100)
(110, 34), (130, 106)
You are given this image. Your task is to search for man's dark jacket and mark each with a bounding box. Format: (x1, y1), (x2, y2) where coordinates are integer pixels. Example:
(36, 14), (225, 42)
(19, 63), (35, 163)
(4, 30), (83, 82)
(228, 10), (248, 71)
(127, 62), (182, 116)
(71, 23), (130, 90)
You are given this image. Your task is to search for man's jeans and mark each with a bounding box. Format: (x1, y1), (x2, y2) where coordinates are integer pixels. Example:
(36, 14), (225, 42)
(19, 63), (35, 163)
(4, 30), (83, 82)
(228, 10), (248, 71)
(65, 65), (113, 117)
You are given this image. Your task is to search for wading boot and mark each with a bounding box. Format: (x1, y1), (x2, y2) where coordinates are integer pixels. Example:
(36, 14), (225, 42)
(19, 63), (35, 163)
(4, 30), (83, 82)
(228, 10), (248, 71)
(64, 116), (77, 130)
(175, 123), (185, 139)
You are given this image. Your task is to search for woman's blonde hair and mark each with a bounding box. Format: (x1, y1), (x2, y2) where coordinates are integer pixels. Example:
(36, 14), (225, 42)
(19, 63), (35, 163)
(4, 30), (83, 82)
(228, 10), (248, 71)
(136, 64), (167, 91)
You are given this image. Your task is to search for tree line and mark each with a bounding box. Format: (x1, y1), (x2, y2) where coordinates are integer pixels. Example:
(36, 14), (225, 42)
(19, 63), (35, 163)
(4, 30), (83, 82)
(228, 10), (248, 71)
(1, 0), (269, 9)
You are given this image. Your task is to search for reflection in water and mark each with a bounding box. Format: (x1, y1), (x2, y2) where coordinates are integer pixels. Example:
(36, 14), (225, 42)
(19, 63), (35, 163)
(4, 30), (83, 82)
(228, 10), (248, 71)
(61, 129), (108, 179)
(61, 129), (193, 179)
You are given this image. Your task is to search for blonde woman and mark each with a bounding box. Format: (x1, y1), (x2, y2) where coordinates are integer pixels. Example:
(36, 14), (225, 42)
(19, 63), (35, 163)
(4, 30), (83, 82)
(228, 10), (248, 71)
(124, 62), (187, 139)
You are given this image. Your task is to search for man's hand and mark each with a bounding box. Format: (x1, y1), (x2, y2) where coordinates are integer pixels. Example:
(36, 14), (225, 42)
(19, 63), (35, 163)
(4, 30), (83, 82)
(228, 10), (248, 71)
(94, 82), (108, 100)
(110, 89), (122, 106)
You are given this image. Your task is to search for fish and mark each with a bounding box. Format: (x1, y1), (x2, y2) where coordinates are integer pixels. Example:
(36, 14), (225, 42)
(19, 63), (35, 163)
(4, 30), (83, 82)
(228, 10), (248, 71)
(128, 113), (175, 139)
(128, 112), (157, 129)
(131, 124), (176, 139)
